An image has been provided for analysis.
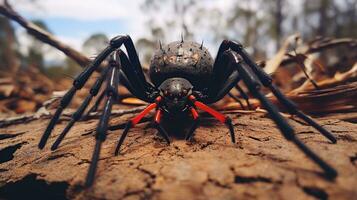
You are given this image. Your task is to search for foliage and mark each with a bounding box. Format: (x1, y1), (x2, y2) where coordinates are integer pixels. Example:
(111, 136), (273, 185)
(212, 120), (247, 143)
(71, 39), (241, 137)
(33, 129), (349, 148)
(82, 33), (109, 57)
(0, 16), (18, 72)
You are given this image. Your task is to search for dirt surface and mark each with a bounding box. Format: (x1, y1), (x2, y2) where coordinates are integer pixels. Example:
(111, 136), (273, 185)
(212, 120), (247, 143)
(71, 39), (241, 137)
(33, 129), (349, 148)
(0, 109), (357, 200)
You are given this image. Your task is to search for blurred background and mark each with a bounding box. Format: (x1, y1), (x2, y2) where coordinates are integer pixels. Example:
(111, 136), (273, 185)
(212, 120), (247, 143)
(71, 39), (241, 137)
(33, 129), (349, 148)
(0, 0), (356, 116)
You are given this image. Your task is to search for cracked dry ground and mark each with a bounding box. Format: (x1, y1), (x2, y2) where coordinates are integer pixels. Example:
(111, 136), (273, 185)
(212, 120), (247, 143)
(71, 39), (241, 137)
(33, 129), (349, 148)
(0, 110), (357, 200)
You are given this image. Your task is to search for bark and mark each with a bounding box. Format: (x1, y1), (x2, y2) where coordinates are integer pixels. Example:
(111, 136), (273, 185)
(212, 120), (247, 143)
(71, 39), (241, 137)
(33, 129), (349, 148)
(0, 109), (356, 199)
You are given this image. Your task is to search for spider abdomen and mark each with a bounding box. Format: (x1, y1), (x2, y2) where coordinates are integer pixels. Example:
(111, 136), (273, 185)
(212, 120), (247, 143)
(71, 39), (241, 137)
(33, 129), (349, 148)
(149, 41), (214, 90)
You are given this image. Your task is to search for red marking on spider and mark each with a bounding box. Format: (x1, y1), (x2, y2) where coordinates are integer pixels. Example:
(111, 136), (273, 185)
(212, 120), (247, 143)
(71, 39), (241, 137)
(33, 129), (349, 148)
(190, 107), (199, 120)
(189, 95), (226, 123)
(155, 109), (163, 123)
(131, 103), (157, 125)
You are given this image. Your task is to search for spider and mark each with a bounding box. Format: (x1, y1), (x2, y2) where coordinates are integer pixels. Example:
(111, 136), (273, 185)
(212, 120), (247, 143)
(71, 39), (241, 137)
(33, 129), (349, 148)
(38, 35), (338, 187)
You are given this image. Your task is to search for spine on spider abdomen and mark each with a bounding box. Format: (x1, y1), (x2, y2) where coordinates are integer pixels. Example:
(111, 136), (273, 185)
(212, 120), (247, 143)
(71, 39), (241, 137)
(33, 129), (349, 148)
(149, 40), (214, 91)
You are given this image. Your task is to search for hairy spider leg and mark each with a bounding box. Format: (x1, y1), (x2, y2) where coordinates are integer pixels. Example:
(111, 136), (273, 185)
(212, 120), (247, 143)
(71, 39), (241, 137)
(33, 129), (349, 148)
(189, 96), (235, 143)
(114, 97), (161, 155)
(85, 57), (120, 187)
(219, 40), (337, 144)
(51, 66), (111, 150)
(225, 51), (337, 178)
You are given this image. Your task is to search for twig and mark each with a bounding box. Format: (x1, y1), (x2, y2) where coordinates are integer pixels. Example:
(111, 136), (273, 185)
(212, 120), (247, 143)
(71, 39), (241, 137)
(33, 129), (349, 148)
(290, 63), (357, 93)
(264, 34), (299, 74)
(281, 38), (357, 66)
(0, 1), (91, 67)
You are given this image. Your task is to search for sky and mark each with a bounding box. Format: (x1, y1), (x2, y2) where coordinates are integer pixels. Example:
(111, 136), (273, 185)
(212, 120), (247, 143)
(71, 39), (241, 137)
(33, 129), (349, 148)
(11, 0), (149, 65)
(8, 0), (304, 65)
(11, 0), (231, 65)
(12, 0), (147, 45)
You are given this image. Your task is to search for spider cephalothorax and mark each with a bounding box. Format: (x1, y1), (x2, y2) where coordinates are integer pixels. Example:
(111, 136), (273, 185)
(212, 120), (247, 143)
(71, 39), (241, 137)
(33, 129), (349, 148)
(158, 77), (193, 114)
(38, 35), (338, 187)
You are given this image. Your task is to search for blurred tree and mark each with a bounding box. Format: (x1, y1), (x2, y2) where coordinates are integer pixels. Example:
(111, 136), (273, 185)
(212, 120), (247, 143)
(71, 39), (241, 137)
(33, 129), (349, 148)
(272, 0), (284, 49)
(275, 0), (283, 47)
(135, 26), (166, 65)
(135, 38), (156, 67)
(25, 20), (50, 73)
(303, 0), (356, 38)
(44, 58), (82, 79)
(142, 0), (196, 41)
(63, 57), (82, 77)
(82, 33), (109, 57)
(21, 19), (83, 78)
(227, 0), (268, 58)
(0, 16), (19, 73)
(301, 0), (356, 72)
(139, 0), (355, 61)
(140, 0), (276, 59)
(44, 32), (108, 79)
(333, 0), (357, 38)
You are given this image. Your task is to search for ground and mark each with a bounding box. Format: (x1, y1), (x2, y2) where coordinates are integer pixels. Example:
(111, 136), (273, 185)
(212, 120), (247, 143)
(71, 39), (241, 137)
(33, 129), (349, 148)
(0, 109), (356, 200)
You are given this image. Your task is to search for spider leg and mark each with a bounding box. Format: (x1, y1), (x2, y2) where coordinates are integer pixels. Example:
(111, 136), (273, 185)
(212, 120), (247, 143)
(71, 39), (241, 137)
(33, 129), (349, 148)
(82, 89), (106, 120)
(204, 47), (248, 105)
(114, 97), (161, 155)
(203, 70), (241, 104)
(116, 50), (155, 102)
(225, 51), (337, 178)
(185, 107), (200, 141)
(51, 66), (111, 150)
(219, 40), (336, 144)
(235, 85), (252, 109)
(207, 48), (237, 100)
(38, 35), (139, 149)
(111, 36), (147, 86)
(83, 70), (139, 119)
(154, 109), (171, 144)
(228, 92), (245, 109)
(211, 49), (250, 109)
(85, 56), (120, 187)
(189, 96), (235, 143)
(269, 85), (337, 143)
(118, 70), (142, 100)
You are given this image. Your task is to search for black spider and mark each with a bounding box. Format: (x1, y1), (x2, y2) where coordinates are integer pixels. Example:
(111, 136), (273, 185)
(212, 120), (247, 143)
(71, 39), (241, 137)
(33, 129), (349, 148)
(38, 35), (338, 187)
